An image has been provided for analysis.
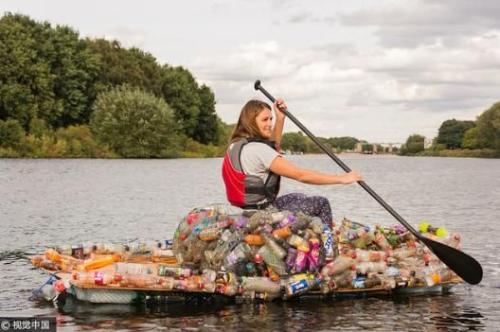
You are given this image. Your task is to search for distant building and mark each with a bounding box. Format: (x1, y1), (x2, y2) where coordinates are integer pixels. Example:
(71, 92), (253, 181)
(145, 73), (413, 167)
(355, 142), (402, 154)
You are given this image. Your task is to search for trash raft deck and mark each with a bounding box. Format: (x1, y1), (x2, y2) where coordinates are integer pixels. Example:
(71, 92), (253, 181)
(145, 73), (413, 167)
(31, 205), (466, 305)
(37, 263), (463, 305)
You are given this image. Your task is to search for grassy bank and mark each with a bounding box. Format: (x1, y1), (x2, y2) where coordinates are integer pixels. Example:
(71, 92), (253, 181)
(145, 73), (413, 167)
(417, 148), (499, 158)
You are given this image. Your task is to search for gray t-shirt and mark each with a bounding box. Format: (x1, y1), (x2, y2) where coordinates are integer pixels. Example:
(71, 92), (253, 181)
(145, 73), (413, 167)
(239, 142), (280, 183)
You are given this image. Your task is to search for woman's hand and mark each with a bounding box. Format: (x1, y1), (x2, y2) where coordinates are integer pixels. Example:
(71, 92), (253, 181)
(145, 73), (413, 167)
(339, 171), (363, 184)
(273, 98), (287, 121)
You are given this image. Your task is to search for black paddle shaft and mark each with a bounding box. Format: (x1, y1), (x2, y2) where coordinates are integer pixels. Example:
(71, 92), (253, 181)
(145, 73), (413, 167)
(254, 79), (483, 284)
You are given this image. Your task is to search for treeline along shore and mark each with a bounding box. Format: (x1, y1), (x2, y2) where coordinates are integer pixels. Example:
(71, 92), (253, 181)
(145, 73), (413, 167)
(1, 14), (498, 159)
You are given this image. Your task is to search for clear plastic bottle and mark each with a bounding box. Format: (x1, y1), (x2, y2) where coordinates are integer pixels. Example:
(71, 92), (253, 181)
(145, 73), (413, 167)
(392, 246), (417, 260)
(241, 277), (281, 294)
(424, 264), (452, 286)
(290, 219), (309, 233)
(225, 243), (252, 269)
(355, 261), (387, 274)
(320, 256), (354, 278)
(353, 249), (387, 262)
(351, 228), (375, 249)
(279, 214), (296, 228)
(262, 233), (287, 259)
(333, 269), (355, 289)
(287, 234), (310, 252)
(157, 265), (192, 278)
(257, 245), (287, 276)
(309, 217), (324, 235)
(374, 230), (392, 250)
(198, 227), (221, 241)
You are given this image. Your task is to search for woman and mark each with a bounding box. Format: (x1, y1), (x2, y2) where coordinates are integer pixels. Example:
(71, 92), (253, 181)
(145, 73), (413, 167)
(222, 99), (363, 227)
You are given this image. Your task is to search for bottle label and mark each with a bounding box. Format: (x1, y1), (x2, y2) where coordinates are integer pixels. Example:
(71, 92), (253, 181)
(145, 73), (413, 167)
(288, 279), (308, 294)
(322, 228), (334, 258)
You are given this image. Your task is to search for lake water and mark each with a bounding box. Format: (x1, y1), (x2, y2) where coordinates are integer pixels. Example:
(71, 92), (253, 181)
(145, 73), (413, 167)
(1, 155), (499, 331)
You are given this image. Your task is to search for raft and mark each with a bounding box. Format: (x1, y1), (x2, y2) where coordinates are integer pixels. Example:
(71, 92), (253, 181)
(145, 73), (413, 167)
(30, 204), (464, 305)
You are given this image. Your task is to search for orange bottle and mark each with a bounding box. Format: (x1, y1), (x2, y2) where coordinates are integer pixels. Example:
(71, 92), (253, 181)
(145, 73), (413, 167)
(79, 254), (120, 271)
(45, 249), (62, 263)
(272, 226), (292, 239)
(245, 234), (265, 246)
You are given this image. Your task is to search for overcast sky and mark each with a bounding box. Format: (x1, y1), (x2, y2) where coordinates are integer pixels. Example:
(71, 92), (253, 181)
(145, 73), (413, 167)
(2, 0), (500, 142)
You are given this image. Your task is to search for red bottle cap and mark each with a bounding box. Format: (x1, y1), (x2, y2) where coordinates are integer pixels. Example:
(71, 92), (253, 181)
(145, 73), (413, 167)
(254, 254), (263, 264)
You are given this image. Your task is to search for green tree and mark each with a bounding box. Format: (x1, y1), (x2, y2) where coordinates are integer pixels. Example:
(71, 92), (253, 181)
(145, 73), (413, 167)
(0, 13), (99, 128)
(281, 132), (308, 152)
(402, 134), (425, 155)
(85, 38), (163, 96)
(0, 119), (25, 149)
(90, 85), (182, 158)
(193, 85), (220, 144)
(475, 102), (500, 151)
(160, 66), (201, 138)
(436, 119), (475, 149)
(328, 136), (359, 151)
(462, 127), (479, 149)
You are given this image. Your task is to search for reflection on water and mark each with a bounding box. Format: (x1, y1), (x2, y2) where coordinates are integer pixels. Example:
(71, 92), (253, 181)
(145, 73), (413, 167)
(1, 156), (499, 331)
(42, 290), (485, 331)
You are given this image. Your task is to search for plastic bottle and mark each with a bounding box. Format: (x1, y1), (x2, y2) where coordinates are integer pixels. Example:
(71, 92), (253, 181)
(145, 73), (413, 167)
(258, 245), (287, 276)
(321, 225), (335, 261)
(245, 234), (265, 246)
(93, 271), (114, 286)
(424, 264), (452, 286)
(443, 233), (461, 249)
(309, 217), (324, 234)
(351, 228), (375, 249)
(212, 231), (240, 267)
(242, 277), (281, 294)
(45, 249), (62, 263)
(353, 249), (387, 262)
(287, 234), (310, 252)
(392, 247), (417, 260)
(352, 275), (382, 289)
(225, 242), (252, 269)
(285, 248), (298, 271)
(272, 226), (292, 239)
(419, 222), (447, 238)
(198, 227), (220, 241)
(262, 233), (287, 259)
(78, 254), (120, 272)
(126, 274), (158, 288)
(279, 214), (297, 228)
(321, 256), (354, 278)
(374, 230), (392, 250)
(116, 262), (151, 275)
(333, 269), (355, 289)
(284, 274), (319, 297)
(157, 265), (192, 278)
(40, 259), (59, 271)
(271, 211), (286, 223)
(355, 261), (387, 274)
(308, 238), (321, 271)
(290, 219), (309, 233)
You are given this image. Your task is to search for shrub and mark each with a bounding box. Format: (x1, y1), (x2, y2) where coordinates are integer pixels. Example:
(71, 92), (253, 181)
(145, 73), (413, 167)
(90, 85), (183, 158)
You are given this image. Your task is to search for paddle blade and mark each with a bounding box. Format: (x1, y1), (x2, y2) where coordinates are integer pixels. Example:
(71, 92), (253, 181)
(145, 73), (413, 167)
(420, 236), (483, 285)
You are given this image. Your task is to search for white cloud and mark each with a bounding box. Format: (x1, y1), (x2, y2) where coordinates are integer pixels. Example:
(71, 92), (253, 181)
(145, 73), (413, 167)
(192, 26), (500, 142)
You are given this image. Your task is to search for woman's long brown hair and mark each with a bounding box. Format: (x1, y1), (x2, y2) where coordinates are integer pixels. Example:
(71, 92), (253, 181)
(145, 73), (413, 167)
(229, 100), (272, 144)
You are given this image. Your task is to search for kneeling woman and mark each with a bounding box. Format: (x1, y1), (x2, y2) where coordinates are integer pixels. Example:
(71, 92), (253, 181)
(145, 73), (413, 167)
(222, 99), (363, 227)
